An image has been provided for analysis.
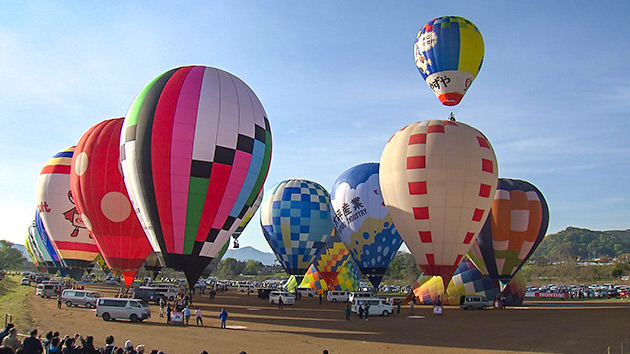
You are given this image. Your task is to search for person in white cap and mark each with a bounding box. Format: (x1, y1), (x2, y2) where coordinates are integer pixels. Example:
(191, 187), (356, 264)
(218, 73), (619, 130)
(136, 345), (145, 354)
(123, 340), (137, 354)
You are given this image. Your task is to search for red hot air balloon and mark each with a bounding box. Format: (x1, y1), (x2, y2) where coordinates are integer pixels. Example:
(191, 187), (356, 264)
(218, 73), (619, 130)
(70, 118), (153, 286)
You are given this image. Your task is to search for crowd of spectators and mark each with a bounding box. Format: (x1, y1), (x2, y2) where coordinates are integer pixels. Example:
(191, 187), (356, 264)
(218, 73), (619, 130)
(0, 323), (159, 354)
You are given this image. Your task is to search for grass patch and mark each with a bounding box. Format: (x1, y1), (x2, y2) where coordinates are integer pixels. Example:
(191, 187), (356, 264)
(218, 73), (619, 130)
(0, 275), (36, 332)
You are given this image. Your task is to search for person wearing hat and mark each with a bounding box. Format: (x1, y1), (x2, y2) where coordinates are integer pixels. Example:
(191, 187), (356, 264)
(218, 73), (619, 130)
(135, 345), (145, 354)
(123, 340), (136, 354)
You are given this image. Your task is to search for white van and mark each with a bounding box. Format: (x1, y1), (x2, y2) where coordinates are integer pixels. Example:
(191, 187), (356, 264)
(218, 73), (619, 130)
(36, 284), (59, 298)
(62, 289), (101, 308)
(269, 291), (295, 305)
(351, 298), (393, 316)
(96, 297), (151, 322)
(327, 291), (350, 303)
(296, 287), (317, 297)
(348, 291), (373, 303)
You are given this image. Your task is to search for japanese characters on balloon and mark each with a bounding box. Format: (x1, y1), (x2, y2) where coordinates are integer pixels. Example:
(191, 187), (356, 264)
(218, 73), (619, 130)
(120, 65), (272, 287)
(414, 16), (484, 106)
(330, 162), (404, 288)
(379, 119), (498, 290)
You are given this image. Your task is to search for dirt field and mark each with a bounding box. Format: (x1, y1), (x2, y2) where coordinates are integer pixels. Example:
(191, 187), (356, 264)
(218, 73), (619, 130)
(25, 284), (630, 354)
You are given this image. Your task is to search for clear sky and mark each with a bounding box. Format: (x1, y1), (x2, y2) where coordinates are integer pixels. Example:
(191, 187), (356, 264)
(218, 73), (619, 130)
(1, 2), (629, 255)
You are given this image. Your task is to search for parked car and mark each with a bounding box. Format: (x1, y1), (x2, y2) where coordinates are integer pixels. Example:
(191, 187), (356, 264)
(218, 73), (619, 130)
(348, 291), (373, 303)
(36, 283), (61, 298)
(351, 298), (393, 316)
(257, 288), (274, 299)
(133, 287), (165, 304)
(96, 298), (151, 322)
(296, 287), (317, 297)
(62, 289), (101, 308)
(269, 291), (295, 305)
(20, 277), (30, 286)
(327, 291), (349, 303)
(459, 295), (493, 310)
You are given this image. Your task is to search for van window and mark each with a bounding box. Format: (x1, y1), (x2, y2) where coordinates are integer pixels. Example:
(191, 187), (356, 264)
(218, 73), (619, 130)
(75, 291), (85, 297)
(65, 291), (75, 297)
(99, 299), (127, 307)
(130, 301), (141, 308)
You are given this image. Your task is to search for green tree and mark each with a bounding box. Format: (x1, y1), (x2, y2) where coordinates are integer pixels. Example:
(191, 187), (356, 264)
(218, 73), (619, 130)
(213, 257), (241, 278)
(242, 260), (263, 275)
(0, 240), (26, 270)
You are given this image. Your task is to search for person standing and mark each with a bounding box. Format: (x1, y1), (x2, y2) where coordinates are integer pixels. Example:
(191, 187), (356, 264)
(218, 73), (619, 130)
(1, 327), (23, 352)
(278, 296), (283, 310)
(318, 293), (322, 305)
(158, 297), (165, 318)
(183, 305), (191, 325)
(364, 303), (370, 321)
(219, 308), (228, 329)
(345, 305), (351, 321)
(195, 307), (203, 326)
(409, 296), (415, 316)
(101, 335), (116, 354)
(397, 300), (401, 316)
(166, 304), (172, 325)
(57, 294), (62, 309)
(23, 329), (44, 354)
(358, 305), (363, 320)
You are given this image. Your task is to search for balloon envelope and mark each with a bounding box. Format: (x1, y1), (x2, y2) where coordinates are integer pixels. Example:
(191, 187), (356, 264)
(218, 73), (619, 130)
(261, 179), (333, 281)
(414, 16), (484, 106)
(330, 162), (403, 288)
(36, 147), (100, 276)
(34, 211), (66, 275)
(120, 65), (272, 287)
(467, 178), (549, 285)
(71, 118), (153, 287)
(312, 232), (350, 284)
(379, 120), (498, 288)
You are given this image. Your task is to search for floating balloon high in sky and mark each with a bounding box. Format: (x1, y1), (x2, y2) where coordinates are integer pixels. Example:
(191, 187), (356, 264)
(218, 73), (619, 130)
(260, 179), (333, 284)
(468, 178), (549, 287)
(380, 120), (498, 288)
(330, 162), (403, 288)
(71, 118), (153, 287)
(120, 65), (272, 287)
(414, 16), (484, 106)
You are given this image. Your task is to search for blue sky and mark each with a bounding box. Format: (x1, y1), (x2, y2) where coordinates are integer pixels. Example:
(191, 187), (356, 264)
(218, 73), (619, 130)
(1, 2), (629, 256)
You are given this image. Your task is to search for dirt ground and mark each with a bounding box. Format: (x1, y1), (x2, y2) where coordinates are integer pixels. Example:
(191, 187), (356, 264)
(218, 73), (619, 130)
(26, 284), (630, 354)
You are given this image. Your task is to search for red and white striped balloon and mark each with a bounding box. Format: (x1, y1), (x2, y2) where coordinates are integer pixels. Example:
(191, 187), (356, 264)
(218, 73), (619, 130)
(379, 119), (498, 287)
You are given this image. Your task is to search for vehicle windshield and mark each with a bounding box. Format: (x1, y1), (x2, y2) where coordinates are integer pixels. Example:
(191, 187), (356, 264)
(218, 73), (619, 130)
(92, 292), (102, 298)
(139, 301), (150, 307)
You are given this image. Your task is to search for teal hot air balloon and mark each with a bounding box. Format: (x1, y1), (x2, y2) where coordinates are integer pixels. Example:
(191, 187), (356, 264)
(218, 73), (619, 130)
(260, 179), (333, 284)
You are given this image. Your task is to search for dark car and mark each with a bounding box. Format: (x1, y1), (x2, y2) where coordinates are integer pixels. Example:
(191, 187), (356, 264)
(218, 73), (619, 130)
(257, 288), (273, 299)
(133, 287), (165, 304)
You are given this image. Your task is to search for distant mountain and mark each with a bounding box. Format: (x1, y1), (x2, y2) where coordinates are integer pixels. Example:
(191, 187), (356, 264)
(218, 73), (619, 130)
(533, 227), (630, 260)
(224, 246), (277, 265)
(13, 244), (28, 259)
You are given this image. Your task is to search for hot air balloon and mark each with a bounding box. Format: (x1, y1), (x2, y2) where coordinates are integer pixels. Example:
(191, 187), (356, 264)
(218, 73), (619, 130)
(36, 147), (100, 280)
(467, 178), (549, 287)
(260, 179), (333, 284)
(205, 238), (230, 274)
(143, 252), (163, 279)
(412, 258), (525, 306)
(34, 210), (66, 275)
(230, 192), (263, 248)
(329, 259), (360, 292)
(414, 16), (484, 106)
(312, 232), (350, 286)
(380, 119), (498, 289)
(330, 162), (404, 288)
(70, 118), (153, 287)
(120, 65), (272, 287)
(300, 264), (328, 295)
(27, 218), (58, 274)
(24, 233), (41, 268)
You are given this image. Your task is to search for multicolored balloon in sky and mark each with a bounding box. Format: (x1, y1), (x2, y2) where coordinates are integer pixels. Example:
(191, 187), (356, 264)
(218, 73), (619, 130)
(36, 147), (100, 280)
(261, 179), (333, 283)
(468, 178), (549, 286)
(312, 232), (350, 286)
(380, 120), (498, 289)
(120, 65), (272, 287)
(34, 210), (66, 275)
(330, 162), (403, 288)
(71, 118), (153, 286)
(414, 16), (484, 106)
